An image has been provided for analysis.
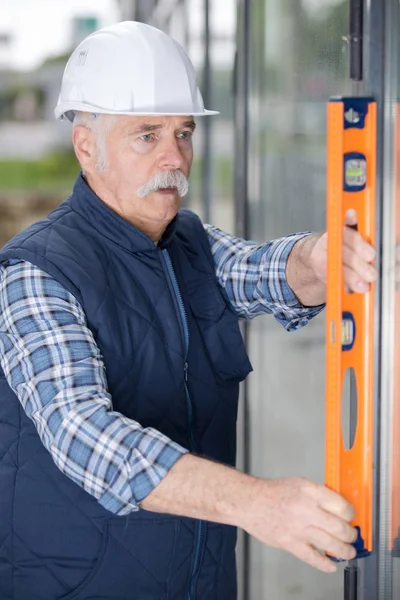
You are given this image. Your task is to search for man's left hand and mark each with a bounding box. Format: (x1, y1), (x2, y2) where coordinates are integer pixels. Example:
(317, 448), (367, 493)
(310, 208), (377, 294)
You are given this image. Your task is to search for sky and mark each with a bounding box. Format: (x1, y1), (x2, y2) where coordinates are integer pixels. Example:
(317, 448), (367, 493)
(0, 0), (237, 71)
(0, 0), (238, 71)
(0, 0), (120, 70)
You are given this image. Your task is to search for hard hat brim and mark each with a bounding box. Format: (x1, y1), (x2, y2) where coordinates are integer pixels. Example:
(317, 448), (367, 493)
(55, 102), (219, 122)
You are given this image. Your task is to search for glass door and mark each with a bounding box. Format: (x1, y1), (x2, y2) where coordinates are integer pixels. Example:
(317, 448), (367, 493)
(234, 0), (400, 598)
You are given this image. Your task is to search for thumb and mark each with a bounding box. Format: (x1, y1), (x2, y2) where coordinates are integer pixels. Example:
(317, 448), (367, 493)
(344, 208), (357, 228)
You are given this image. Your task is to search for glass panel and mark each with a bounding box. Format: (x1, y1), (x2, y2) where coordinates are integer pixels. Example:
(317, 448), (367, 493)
(245, 1), (351, 598)
(182, 0), (237, 233)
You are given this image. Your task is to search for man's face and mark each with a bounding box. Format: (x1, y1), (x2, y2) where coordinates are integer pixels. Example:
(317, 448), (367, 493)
(84, 114), (195, 229)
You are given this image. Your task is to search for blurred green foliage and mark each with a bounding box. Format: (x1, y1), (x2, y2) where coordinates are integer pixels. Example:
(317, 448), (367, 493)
(0, 152), (233, 195)
(0, 151), (81, 192)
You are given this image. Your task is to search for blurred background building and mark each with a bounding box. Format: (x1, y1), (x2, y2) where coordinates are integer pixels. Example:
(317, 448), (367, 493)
(1, 1), (399, 599)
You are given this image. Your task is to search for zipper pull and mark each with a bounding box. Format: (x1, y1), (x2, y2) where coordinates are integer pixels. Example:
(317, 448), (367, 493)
(184, 362), (188, 382)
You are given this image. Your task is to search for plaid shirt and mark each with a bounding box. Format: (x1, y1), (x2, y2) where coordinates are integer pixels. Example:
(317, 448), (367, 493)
(0, 224), (323, 515)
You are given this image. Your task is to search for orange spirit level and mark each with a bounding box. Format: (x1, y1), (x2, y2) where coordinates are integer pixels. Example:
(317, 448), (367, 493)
(326, 98), (376, 555)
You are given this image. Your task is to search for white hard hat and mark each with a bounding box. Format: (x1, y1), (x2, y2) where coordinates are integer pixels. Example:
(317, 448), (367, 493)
(55, 21), (219, 122)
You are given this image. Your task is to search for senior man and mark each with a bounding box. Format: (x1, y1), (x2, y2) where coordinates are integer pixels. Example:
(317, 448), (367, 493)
(0, 21), (376, 600)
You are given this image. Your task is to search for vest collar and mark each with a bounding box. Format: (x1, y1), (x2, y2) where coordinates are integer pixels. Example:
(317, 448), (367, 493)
(68, 173), (177, 252)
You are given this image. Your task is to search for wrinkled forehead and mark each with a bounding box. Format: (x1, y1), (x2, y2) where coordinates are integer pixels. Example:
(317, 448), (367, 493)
(113, 114), (196, 134)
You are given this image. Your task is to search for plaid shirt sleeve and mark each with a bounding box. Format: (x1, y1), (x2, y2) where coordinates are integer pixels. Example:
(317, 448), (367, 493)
(204, 224), (325, 331)
(0, 260), (188, 516)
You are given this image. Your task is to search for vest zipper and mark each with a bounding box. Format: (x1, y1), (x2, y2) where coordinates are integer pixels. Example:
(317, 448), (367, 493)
(161, 250), (205, 600)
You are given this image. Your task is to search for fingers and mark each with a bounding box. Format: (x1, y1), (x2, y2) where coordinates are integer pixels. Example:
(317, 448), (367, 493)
(250, 478), (359, 574)
(342, 224), (377, 292)
(342, 240), (376, 278)
(309, 484), (355, 522)
(290, 542), (337, 573)
(307, 526), (357, 562)
(343, 222), (376, 262)
(314, 509), (358, 544)
(343, 262), (374, 293)
(309, 486), (359, 559)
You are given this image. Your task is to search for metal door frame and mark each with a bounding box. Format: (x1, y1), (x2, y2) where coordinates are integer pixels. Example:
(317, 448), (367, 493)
(362, 0), (399, 597)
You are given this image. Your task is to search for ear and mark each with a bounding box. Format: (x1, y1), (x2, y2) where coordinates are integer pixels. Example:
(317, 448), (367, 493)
(72, 125), (96, 174)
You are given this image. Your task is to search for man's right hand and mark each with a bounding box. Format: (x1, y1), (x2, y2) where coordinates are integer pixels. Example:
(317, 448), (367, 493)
(142, 455), (357, 573)
(239, 476), (357, 572)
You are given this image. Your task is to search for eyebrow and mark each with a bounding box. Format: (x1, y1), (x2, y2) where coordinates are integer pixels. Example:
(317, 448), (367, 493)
(129, 120), (196, 136)
(181, 120), (196, 131)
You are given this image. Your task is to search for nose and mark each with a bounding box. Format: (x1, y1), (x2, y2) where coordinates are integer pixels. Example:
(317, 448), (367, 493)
(158, 137), (185, 171)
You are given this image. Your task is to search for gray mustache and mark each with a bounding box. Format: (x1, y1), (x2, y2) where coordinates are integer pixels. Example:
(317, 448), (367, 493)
(136, 170), (189, 198)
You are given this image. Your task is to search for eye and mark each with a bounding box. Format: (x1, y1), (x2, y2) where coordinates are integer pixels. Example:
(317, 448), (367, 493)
(177, 130), (193, 140)
(139, 133), (156, 143)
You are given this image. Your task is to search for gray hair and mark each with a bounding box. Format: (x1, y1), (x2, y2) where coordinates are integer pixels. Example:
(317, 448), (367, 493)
(73, 112), (117, 174)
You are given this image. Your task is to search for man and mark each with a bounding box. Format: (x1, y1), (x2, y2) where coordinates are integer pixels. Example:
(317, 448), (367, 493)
(0, 21), (376, 600)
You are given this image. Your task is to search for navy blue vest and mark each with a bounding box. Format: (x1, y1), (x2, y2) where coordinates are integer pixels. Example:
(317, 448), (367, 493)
(0, 175), (252, 600)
